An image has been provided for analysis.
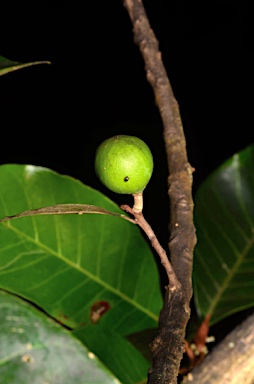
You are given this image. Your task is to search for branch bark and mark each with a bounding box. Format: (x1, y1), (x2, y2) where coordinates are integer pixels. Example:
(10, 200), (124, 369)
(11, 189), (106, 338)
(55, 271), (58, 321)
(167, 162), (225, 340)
(183, 312), (254, 384)
(123, 1), (196, 383)
(121, 204), (180, 291)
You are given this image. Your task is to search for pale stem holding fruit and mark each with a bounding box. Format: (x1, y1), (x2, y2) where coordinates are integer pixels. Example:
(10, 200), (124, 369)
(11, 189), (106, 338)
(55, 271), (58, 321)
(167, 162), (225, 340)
(132, 192), (143, 213)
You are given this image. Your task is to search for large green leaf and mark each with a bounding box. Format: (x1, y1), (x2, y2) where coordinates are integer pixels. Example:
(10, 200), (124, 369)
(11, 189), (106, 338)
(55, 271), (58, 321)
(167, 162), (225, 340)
(0, 290), (121, 384)
(193, 144), (254, 325)
(0, 164), (162, 335)
(73, 325), (150, 384)
(0, 55), (50, 76)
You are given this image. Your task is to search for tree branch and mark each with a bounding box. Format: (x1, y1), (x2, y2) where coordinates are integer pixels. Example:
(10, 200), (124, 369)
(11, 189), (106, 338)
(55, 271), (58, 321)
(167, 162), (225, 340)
(123, 1), (196, 383)
(183, 312), (254, 384)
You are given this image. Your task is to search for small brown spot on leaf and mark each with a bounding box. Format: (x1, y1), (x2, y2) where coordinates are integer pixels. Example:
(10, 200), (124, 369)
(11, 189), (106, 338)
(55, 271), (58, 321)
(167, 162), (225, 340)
(90, 301), (110, 324)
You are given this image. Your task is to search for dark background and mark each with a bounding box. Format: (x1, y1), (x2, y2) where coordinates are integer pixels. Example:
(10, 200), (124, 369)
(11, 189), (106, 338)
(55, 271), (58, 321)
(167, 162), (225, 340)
(0, 0), (251, 272)
(0, 3), (251, 237)
(0, 0), (251, 298)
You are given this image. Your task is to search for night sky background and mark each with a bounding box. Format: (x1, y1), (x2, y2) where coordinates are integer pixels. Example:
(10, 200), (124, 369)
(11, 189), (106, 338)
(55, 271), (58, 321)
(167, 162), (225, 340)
(0, 1), (252, 337)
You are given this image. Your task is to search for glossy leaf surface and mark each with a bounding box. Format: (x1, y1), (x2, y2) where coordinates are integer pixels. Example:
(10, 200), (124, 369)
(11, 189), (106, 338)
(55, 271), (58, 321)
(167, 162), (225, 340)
(74, 325), (150, 384)
(193, 145), (254, 325)
(0, 165), (162, 334)
(0, 290), (120, 384)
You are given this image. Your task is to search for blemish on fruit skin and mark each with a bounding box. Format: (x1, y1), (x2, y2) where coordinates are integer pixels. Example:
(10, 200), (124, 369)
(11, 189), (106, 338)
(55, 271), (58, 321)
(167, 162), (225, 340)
(124, 176), (129, 182)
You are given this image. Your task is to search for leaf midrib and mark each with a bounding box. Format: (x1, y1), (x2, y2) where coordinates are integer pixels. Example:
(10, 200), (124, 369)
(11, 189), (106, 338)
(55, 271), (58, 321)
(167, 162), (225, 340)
(3, 222), (158, 322)
(207, 231), (254, 316)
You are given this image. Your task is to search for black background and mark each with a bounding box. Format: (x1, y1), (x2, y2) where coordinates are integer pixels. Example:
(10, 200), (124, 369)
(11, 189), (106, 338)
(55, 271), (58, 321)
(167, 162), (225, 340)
(0, 0), (252, 337)
(0, 0), (251, 250)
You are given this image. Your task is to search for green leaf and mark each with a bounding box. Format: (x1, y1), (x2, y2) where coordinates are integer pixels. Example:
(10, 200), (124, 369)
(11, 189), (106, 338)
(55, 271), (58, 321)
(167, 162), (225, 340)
(73, 325), (150, 384)
(126, 328), (158, 362)
(0, 203), (135, 224)
(0, 164), (162, 335)
(193, 144), (254, 325)
(0, 290), (121, 384)
(0, 55), (50, 76)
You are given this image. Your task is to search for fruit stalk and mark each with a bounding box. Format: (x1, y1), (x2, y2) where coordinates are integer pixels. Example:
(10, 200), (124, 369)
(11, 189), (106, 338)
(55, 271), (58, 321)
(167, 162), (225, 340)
(132, 192), (143, 213)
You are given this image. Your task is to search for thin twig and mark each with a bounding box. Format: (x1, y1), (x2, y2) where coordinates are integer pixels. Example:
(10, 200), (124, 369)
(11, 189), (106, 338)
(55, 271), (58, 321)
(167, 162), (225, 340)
(123, 1), (197, 383)
(121, 204), (180, 291)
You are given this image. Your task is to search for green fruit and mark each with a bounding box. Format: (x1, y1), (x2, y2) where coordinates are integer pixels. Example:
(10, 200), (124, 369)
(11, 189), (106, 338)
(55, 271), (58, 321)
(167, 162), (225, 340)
(95, 135), (153, 194)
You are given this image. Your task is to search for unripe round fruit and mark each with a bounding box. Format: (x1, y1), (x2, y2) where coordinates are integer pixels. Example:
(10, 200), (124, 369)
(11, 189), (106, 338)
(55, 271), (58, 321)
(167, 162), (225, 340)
(95, 135), (153, 194)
